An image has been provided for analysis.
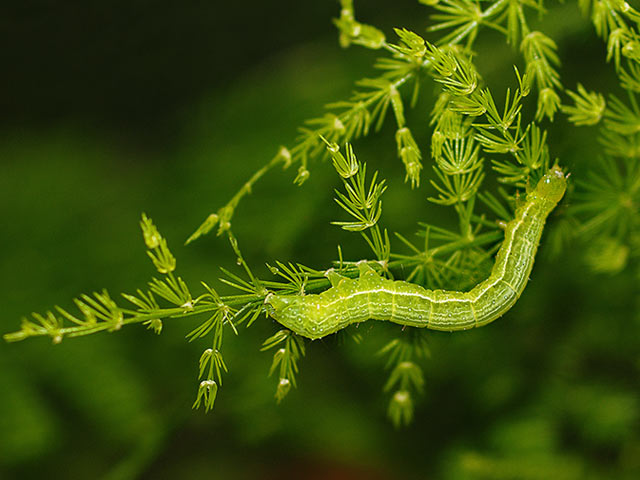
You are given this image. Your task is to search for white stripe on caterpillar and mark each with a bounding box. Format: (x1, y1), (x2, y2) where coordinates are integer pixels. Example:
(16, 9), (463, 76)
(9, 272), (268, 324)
(265, 166), (567, 340)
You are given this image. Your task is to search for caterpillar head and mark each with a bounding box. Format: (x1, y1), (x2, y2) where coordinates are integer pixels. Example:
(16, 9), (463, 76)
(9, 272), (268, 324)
(264, 294), (308, 335)
(264, 293), (287, 319)
(535, 165), (567, 205)
(264, 293), (325, 339)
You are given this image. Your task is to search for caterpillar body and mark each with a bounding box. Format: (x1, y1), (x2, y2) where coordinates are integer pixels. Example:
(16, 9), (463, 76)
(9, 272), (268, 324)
(265, 167), (567, 340)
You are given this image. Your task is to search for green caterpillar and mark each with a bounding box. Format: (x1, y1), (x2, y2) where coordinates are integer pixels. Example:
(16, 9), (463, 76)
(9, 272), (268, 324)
(265, 166), (567, 340)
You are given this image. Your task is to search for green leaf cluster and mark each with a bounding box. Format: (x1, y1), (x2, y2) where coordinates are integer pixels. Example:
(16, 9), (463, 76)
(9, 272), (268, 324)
(5, 0), (640, 430)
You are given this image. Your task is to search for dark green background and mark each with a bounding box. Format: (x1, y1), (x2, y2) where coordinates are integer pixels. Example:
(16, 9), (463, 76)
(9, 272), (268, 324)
(1, 1), (638, 479)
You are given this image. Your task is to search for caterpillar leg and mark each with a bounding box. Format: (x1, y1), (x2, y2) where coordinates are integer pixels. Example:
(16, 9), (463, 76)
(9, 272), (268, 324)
(357, 260), (379, 277)
(324, 268), (348, 287)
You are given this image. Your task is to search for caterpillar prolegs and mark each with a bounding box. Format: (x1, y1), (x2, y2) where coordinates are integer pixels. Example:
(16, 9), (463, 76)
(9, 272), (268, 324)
(265, 167), (567, 340)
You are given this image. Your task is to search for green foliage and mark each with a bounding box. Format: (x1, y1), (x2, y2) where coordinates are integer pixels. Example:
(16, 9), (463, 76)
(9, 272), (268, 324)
(562, 83), (607, 126)
(380, 330), (430, 428)
(261, 329), (306, 402)
(3, 5), (640, 475)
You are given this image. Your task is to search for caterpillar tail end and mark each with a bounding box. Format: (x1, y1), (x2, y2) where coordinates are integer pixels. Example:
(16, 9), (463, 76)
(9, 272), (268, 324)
(535, 165), (567, 207)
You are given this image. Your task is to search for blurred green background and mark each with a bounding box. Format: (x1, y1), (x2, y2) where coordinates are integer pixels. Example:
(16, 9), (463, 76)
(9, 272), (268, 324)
(1, 1), (639, 479)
